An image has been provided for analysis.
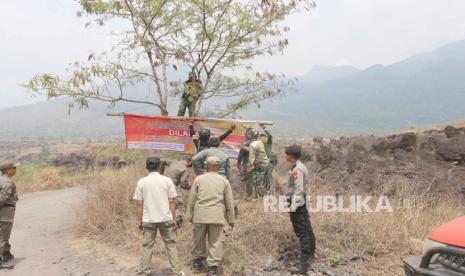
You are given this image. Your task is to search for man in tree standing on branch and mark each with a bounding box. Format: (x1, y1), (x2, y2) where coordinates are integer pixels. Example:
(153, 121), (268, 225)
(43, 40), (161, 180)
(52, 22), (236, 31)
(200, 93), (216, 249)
(0, 162), (19, 270)
(186, 156), (235, 276)
(133, 157), (185, 276)
(178, 72), (203, 117)
(285, 145), (316, 274)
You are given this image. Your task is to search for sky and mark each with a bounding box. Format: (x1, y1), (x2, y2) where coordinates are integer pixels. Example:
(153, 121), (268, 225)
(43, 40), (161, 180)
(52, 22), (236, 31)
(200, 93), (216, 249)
(1, 0), (465, 107)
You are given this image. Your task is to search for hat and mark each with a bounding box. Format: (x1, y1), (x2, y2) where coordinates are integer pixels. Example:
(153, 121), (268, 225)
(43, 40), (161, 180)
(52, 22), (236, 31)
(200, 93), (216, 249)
(0, 162), (20, 171)
(206, 156), (221, 165)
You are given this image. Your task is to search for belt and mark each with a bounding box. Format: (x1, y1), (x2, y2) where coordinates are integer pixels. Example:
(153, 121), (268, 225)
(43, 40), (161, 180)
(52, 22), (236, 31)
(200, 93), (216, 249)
(3, 204), (15, 208)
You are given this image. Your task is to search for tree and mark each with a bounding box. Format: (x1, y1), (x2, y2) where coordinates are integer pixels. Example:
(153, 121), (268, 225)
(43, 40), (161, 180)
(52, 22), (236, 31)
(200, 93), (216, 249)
(25, 0), (315, 117)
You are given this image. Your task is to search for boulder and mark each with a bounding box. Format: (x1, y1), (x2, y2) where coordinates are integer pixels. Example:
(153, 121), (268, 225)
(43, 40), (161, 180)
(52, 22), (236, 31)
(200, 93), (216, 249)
(317, 145), (336, 168)
(371, 140), (388, 156)
(444, 125), (465, 138)
(313, 136), (324, 143)
(395, 132), (417, 151)
(436, 136), (465, 163)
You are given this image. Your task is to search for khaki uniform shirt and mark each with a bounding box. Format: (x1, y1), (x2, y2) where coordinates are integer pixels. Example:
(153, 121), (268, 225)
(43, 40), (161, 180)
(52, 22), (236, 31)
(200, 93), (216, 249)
(249, 140), (270, 169)
(163, 160), (190, 190)
(287, 160), (309, 212)
(186, 172), (235, 225)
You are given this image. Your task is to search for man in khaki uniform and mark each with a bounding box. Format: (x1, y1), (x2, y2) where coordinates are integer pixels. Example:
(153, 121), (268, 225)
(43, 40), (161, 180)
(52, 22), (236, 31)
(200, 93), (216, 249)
(0, 162), (19, 270)
(186, 156), (235, 276)
(162, 155), (193, 226)
(133, 157), (185, 276)
(163, 155), (192, 191)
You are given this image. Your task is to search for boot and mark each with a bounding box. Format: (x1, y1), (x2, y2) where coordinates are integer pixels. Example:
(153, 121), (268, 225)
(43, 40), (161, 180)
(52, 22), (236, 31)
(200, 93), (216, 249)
(0, 258), (14, 270)
(207, 266), (219, 276)
(2, 252), (14, 263)
(289, 256), (312, 275)
(192, 258), (204, 274)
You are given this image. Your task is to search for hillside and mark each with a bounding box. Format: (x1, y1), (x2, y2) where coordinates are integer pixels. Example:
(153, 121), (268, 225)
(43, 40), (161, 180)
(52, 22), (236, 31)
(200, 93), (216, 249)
(2, 40), (465, 139)
(301, 65), (360, 83)
(244, 40), (465, 137)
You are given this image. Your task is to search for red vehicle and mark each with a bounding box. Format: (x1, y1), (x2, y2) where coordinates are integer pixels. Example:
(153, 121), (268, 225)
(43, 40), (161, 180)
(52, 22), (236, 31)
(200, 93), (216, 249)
(403, 216), (465, 275)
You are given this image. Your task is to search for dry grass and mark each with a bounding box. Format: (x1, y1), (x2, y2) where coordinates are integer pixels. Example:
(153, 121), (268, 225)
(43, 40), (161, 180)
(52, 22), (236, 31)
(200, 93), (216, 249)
(15, 163), (91, 194)
(75, 164), (465, 275)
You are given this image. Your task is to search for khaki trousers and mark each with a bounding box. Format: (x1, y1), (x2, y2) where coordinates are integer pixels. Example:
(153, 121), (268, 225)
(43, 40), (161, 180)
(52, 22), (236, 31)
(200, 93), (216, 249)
(139, 221), (182, 275)
(192, 224), (224, 267)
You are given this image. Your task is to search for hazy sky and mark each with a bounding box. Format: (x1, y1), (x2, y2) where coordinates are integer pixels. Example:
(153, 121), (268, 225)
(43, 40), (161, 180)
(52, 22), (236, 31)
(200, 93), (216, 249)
(1, 0), (465, 107)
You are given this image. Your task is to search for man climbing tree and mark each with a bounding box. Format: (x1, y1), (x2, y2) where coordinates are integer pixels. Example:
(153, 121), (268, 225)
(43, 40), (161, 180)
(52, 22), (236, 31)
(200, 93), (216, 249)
(178, 72), (202, 117)
(24, 0), (315, 117)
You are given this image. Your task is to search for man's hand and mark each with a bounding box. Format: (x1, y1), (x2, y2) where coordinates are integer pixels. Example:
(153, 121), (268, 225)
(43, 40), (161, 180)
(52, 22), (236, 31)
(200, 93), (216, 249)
(173, 222), (179, 234)
(230, 124), (236, 130)
(236, 164), (242, 171)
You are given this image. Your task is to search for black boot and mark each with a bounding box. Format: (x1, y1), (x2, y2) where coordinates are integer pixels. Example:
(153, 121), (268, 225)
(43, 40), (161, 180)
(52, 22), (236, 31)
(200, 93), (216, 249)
(192, 258), (204, 274)
(207, 266), (219, 276)
(2, 252), (14, 263)
(0, 257), (14, 270)
(289, 255), (312, 275)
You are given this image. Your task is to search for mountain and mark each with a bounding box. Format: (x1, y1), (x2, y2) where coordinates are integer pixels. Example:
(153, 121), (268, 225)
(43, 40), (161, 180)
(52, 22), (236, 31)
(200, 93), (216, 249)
(242, 39), (465, 137)
(2, 40), (465, 139)
(300, 65), (360, 83)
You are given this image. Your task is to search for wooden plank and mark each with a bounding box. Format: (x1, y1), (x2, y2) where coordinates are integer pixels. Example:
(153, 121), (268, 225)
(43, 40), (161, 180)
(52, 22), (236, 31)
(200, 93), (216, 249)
(106, 112), (273, 125)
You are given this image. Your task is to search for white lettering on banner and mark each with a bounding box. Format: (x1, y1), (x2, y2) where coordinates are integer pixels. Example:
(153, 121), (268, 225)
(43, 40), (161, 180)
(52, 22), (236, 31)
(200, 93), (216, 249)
(221, 147), (239, 158)
(168, 129), (190, 137)
(127, 142), (185, 152)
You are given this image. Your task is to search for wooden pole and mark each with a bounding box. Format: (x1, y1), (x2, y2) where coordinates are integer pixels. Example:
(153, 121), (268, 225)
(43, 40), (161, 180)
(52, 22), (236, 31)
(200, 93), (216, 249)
(106, 112), (273, 125)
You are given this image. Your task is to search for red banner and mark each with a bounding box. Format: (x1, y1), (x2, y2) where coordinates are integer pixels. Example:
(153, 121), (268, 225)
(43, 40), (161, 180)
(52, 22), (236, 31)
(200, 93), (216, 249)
(124, 114), (263, 157)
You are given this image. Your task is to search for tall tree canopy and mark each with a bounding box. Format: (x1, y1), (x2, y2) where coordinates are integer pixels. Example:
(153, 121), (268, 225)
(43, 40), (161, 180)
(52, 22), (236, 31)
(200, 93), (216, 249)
(26, 0), (315, 116)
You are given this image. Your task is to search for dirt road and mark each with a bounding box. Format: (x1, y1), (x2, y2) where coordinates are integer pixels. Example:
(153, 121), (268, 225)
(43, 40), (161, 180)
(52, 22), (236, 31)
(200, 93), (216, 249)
(3, 187), (132, 276)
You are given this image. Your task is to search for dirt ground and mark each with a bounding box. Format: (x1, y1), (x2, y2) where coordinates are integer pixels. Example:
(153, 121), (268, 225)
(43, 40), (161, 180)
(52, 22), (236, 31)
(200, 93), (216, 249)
(3, 187), (134, 276)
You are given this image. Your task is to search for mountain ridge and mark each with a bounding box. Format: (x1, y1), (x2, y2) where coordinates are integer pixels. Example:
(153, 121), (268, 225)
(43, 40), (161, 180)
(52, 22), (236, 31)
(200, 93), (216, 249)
(2, 39), (465, 139)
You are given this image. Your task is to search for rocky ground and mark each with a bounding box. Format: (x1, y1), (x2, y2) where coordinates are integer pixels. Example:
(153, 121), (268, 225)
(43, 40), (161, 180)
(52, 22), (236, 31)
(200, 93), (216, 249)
(274, 124), (465, 197)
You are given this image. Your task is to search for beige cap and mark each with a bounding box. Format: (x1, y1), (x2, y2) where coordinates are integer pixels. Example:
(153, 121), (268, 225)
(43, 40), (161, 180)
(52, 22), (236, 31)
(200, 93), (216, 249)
(206, 156), (220, 165)
(0, 162), (21, 171)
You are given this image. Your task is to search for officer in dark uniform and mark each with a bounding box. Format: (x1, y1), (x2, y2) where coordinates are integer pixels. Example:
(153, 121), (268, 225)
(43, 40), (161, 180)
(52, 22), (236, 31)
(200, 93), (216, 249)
(0, 162), (19, 269)
(285, 145), (315, 274)
(189, 124), (236, 153)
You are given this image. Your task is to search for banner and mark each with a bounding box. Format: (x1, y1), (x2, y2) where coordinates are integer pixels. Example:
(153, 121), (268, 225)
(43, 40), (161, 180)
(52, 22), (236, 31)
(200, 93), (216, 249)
(124, 113), (267, 158)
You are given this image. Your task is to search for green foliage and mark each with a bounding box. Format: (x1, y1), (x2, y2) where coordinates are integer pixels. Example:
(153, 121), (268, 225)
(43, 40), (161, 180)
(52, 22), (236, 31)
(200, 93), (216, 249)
(328, 250), (342, 267)
(25, 0), (314, 116)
